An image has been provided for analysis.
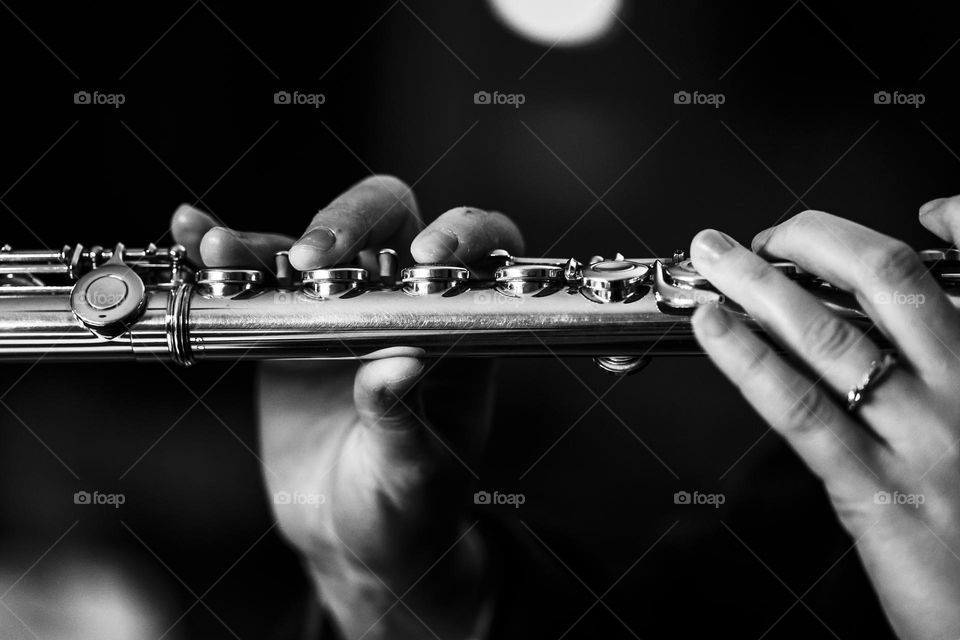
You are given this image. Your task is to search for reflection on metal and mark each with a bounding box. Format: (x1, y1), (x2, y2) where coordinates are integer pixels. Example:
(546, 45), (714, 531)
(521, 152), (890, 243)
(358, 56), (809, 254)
(0, 244), (957, 369)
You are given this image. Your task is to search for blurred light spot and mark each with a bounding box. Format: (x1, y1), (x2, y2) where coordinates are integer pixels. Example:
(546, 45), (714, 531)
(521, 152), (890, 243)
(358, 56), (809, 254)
(488, 0), (621, 47)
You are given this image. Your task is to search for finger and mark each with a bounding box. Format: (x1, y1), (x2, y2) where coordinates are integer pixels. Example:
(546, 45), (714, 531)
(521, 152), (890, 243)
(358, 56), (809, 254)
(289, 175), (421, 271)
(919, 194), (960, 243)
(410, 206), (524, 266)
(692, 303), (884, 498)
(692, 229), (880, 391)
(751, 210), (960, 380)
(170, 203), (218, 265)
(199, 227), (295, 270)
(354, 357), (437, 476)
(691, 229), (919, 438)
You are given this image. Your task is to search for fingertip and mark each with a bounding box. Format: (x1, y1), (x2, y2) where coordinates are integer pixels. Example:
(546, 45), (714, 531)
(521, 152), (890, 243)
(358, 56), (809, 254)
(354, 357), (426, 432)
(917, 195), (957, 243)
(412, 206), (523, 264)
(691, 303), (731, 340)
(751, 227), (774, 253)
(411, 228), (459, 263)
(356, 357), (425, 396)
(690, 228), (712, 254)
(171, 203), (216, 236)
(289, 228), (338, 270)
(919, 197), (945, 219)
(690, 229), (738, 270)
(171, 204), (218, 265)
(199, 226), (241, 266)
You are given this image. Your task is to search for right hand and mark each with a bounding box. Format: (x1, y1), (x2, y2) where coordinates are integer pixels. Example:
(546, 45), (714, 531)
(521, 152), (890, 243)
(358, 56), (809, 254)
(170, 175), (524, 639)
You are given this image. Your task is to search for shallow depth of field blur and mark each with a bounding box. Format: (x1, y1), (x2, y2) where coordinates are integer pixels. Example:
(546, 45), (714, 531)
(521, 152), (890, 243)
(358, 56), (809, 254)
(0, 1), (957, 637)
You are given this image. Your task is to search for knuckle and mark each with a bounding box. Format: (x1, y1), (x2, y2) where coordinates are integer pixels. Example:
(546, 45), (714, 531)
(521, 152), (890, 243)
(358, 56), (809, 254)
(362, 174), (411, 196)
(780, 384), (833, 438)
(446, 205), (491, 221)
(799, 313), (860, 362)
(442, 207), (495, 235)
(738, 253), (780, 287)
(787, 209), (829, 231)
(738, 343), (778, 388)
(863, 240), (924, 287)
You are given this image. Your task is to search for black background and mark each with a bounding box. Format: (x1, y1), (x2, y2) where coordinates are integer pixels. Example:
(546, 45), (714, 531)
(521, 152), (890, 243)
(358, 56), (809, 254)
(0, 1), (958, 638)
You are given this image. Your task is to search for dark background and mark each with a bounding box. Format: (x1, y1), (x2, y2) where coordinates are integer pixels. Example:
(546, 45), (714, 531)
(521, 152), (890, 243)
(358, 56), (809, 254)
(0, 1), (957, 638)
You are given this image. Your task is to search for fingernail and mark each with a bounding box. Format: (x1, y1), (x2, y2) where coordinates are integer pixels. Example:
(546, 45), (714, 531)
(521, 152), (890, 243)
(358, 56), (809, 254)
(919, 197), (946, 217)
(694, 303), (730, 338)
(210, 225), (238, 239)
(693, 229), (735, 263)
(417, 229), (459, 261)
(298, 227), (336, 251)
(289, 228), (337, 270)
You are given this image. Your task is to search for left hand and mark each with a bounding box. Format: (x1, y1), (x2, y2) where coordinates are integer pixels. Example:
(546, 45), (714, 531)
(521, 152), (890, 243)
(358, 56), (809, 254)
(689, 204), (960, 640)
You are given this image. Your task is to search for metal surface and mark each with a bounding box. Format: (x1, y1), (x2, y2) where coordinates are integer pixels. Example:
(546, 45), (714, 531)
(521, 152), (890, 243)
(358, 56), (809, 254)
(0, 243), (958, 370)
(302, 267), (368, 299)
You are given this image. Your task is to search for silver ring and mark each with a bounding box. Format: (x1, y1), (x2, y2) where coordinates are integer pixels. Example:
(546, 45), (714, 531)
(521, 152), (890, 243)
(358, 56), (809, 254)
(846, 353), (898, 412)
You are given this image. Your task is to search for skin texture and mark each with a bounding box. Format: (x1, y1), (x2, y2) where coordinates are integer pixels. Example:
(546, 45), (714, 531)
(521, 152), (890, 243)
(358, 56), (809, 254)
(170, 175), (522, 640)
(690, 204), (960, 640)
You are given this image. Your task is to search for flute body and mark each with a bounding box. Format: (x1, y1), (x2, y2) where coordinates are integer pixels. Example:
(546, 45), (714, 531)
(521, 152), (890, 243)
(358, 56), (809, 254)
(1, 243), (957, 373)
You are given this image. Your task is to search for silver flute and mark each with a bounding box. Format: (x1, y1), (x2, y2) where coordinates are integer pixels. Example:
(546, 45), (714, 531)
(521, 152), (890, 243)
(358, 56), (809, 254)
(1, 243), (958, 373)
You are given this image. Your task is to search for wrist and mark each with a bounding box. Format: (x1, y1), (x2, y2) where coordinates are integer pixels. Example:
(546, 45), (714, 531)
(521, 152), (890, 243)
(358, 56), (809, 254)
(308, 523), (493, 640)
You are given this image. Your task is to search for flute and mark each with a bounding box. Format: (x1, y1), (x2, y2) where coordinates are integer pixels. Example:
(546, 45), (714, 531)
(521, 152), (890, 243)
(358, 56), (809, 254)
(1, 243), (957, 373)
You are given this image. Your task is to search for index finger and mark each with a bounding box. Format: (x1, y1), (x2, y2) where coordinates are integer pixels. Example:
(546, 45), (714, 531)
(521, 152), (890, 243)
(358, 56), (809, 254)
(288, 175), (421, 270)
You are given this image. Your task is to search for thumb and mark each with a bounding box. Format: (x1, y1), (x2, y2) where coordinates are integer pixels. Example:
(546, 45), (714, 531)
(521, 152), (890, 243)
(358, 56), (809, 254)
(919, 194), (960, 243)
(354, 357), (437, 471)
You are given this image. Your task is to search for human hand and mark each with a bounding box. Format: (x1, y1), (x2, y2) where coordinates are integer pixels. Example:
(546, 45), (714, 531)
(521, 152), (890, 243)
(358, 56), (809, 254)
(171, 175), (523, 639)
(688, 206), (960, 640)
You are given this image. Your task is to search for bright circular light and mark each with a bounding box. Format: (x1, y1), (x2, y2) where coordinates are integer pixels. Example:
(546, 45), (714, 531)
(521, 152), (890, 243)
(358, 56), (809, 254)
(488, 0), (621, 47)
